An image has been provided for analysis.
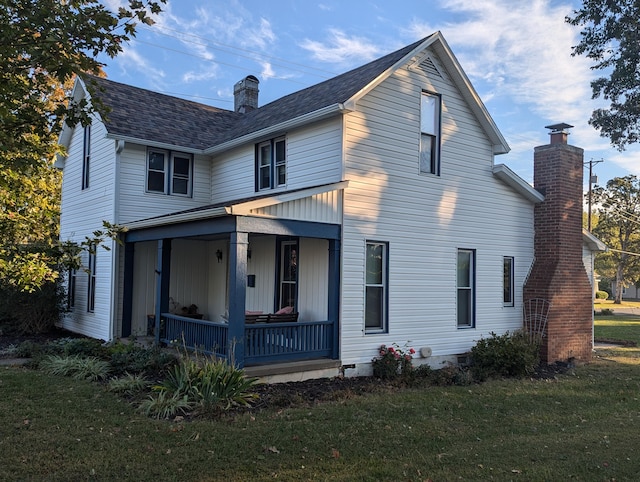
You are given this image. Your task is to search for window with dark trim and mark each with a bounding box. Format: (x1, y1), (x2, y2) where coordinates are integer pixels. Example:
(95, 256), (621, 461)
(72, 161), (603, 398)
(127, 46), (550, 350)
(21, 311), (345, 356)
(365, 241), (388, 333)
(256, 137), (286, 191)
(87, 248), (96, 313)
(81, 125), (91, 189)
(503, 257), (514, 306)
(420, 91), (441, 175)
(146, 148), (193, 196)
(68, 268), (76, 309)
(277, 238), (298, 310)
(457, 248), (475, 328)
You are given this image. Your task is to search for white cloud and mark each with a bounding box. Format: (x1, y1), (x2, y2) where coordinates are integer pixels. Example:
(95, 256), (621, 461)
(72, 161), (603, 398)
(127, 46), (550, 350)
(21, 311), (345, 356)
(299, 29), (382, 64)
(112, 46), (166, 87)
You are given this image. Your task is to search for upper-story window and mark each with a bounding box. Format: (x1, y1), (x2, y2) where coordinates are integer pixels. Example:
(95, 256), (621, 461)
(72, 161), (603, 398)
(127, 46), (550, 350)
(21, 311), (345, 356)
(256, 137), (286, 191)
(81, 125), (90, 190)
(420, 91), (441, 176)
(146, 149), (193, 196)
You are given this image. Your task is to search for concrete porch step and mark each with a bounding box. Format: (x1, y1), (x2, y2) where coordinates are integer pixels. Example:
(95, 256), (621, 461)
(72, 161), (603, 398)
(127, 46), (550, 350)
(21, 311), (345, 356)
(244, 359), (341, 384)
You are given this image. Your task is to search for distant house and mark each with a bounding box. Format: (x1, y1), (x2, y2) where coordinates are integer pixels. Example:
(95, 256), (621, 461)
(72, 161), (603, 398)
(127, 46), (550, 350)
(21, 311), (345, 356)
(57, 32), (600, 380)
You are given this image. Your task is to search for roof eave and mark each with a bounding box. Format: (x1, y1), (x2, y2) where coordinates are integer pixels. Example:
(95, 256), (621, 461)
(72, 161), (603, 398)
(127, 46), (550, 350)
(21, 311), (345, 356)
(204, 103), (350, 156)
(493, 164), (544, 203)
(582, 229), (608, 252)
(430, 33), (510, 155)
(105, 134), (204, 155)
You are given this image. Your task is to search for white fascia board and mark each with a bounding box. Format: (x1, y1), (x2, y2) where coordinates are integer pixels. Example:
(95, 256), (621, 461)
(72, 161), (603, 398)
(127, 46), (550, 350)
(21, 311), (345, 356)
(582, 229), (608, 252)
(105, 134), (204, 155)
(493, 164), (544, 203)
(204, 103), (349, 156)
(429, 34), (510, 155)
(124, 206), (227, 230)
(226, 180), (350, 215)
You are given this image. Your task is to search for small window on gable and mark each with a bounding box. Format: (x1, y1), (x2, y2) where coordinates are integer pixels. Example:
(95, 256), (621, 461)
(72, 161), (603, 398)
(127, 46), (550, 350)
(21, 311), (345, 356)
(146, 149), (192, 196)
(503, 257), (514, 307)
(420, 92), (441, 176)
(81, 125), (91, 190)
(256, 137), (286, 191)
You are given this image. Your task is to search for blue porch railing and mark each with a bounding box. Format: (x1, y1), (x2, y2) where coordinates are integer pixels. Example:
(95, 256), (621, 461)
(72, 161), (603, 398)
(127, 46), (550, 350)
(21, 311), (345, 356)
(160, 313), (334, 365)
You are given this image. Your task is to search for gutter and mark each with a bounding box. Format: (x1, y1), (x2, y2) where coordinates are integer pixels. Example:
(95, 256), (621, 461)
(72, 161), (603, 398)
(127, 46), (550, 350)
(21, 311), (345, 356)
(124, 206), (228, 231)
(492, 164), (544, 204)
(204, 103), (350, 156)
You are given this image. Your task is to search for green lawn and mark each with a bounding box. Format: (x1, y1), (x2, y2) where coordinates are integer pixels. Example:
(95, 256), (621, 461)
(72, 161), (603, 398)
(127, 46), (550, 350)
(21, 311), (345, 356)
(2, 337), (640, 480)
(595, 315), (640, 346)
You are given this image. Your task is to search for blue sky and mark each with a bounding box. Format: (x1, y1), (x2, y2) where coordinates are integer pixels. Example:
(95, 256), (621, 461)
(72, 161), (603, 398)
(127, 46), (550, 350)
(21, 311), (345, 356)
(100, 0), (639, 187)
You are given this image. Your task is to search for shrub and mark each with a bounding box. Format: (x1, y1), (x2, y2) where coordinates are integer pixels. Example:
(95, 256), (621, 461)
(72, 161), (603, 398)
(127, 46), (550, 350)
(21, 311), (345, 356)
(470, 331), (539, 381)
(0, 281), (64, 335)
(106, 342), (177, 376)
(596, 290), (609, 299)
(372, 343), (415, 380)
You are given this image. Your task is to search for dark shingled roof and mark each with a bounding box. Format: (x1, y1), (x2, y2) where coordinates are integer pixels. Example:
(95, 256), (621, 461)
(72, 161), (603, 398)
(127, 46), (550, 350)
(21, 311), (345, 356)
(87, 35), (430, 150)
(85, 76), (240, 150)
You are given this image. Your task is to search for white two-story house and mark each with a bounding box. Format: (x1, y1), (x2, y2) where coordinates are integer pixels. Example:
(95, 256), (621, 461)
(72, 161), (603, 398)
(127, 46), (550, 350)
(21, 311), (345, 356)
(58, 32), (557, 378)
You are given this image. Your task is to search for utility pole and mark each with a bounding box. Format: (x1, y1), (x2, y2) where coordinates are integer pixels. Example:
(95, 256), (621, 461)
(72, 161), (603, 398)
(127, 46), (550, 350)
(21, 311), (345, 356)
(585, 158), (604, 231)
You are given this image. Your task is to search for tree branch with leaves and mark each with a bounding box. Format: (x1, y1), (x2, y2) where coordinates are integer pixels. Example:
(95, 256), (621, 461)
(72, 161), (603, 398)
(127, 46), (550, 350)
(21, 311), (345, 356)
(567, 1), (640, 149)
(591, 175), (640, 303)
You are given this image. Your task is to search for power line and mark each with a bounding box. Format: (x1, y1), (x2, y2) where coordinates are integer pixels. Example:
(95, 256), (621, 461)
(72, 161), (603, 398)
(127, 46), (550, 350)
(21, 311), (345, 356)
(140, 24), (338, 80)
(134, 39), (311, 87)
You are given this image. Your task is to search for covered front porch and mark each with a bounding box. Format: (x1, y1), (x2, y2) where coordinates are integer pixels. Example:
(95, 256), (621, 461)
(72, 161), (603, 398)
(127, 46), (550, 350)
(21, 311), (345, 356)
(120, 213), (341, 368)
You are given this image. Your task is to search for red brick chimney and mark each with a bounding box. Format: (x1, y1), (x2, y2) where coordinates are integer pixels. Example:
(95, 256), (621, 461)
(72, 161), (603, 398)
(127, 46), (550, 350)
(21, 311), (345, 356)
(524, 123), (592, 363)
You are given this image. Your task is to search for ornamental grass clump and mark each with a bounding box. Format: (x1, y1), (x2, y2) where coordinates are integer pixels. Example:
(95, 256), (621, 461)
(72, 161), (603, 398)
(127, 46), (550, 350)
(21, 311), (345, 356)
(372, 343), (415, 380)
(143, 352), (260, 418)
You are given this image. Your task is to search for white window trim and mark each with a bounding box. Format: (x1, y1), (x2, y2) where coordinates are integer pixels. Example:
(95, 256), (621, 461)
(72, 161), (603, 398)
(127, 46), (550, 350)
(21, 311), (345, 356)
(146, 148), (193, 197)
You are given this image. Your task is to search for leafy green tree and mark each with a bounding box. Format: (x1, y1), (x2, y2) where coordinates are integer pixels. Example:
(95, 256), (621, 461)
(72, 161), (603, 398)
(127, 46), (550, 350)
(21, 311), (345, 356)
(567, 2), (640, 149)
(591, 176), (640, 303)
(0, 0), (165, 291)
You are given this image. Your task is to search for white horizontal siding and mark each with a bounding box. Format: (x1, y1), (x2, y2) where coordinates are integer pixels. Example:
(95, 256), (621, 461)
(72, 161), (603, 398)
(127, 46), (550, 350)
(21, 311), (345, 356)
(59, 118), (116, 340)
(210, 118), (343, 204)
(340, 48), (535, 365)
(250, 190), (342, 223)
(118, 144), (211, 224)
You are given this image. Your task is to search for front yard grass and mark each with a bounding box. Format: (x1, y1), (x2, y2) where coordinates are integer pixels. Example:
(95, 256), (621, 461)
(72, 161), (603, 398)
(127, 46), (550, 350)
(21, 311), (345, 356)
(595, 314), (640, 346)
(3, 316), (640, 481)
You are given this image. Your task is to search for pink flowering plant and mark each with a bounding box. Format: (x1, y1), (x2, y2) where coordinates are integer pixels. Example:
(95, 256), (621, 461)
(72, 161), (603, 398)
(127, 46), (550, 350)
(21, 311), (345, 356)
(372, 343), (416, 380)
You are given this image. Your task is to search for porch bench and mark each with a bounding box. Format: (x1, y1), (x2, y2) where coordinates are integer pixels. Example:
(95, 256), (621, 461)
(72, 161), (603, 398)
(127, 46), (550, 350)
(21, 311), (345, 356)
(245, 312), (299, 324)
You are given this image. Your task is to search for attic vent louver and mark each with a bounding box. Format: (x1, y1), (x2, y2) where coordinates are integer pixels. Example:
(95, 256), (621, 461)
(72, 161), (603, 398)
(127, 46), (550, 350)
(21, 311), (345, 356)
(419, 56), (442, 78)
